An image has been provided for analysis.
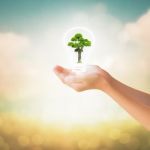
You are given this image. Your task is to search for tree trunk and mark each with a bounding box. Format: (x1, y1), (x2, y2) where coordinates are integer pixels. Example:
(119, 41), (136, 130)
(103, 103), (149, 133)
(78, 51), (82, 63)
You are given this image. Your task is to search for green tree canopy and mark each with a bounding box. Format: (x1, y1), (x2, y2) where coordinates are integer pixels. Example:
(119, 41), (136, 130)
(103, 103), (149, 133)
(68, 33), (91, 63)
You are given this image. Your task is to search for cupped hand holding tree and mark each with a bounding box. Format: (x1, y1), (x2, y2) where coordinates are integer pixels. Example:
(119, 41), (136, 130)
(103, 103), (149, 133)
(54, 65), (110, 92)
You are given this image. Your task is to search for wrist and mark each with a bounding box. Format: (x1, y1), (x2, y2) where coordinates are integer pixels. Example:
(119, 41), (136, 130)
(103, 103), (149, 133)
(96, 70), (115, 93)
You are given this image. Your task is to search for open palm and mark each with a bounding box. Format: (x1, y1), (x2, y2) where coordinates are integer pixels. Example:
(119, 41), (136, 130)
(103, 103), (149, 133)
(54, 65), (110, 92)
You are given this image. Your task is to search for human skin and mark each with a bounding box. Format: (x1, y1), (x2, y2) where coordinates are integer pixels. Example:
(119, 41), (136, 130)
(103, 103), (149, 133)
(53, 65), (150, 130)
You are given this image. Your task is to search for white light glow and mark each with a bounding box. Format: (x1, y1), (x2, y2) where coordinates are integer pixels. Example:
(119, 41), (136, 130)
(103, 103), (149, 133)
(63, 27), (95, 67)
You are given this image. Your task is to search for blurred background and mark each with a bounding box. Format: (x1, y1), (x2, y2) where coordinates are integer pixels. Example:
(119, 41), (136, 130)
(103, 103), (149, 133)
(0, 0), (150, 149)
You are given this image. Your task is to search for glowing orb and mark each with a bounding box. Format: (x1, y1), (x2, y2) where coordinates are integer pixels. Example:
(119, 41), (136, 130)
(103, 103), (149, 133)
(63, 27), (95, 68)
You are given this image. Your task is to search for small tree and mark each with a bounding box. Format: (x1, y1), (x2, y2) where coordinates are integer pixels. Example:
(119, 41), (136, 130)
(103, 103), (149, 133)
(68, 33), (91, 63)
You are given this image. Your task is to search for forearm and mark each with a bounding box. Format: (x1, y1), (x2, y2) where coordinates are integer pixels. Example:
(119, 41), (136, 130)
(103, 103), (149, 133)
(54, 65), (150, 129)
(101, 74), (150, 130)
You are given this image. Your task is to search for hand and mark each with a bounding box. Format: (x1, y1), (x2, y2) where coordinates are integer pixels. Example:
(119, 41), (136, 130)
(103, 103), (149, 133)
(53, 65), (111, 92)
(54, 65), (150, 129)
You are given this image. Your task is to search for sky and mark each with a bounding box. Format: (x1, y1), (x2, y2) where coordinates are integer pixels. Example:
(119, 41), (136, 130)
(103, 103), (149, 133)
(0, 0), (150, 126)
(0, 0), (150, 33)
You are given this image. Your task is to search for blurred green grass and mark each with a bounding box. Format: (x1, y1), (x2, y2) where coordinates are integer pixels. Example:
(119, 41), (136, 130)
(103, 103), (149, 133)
(0, 113), (149, 150)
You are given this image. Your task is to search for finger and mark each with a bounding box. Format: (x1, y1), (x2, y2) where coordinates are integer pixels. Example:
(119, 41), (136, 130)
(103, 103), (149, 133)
(53, 65), (71, 83)
(53, 65), (71, 75)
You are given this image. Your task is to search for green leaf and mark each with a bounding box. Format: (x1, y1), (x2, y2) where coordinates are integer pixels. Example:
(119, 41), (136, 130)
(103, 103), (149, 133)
(83, 39), (91, 46)
(75, 33), (82, 39)
(68, 42), (73, 46)
(71, 37), (76, 41)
